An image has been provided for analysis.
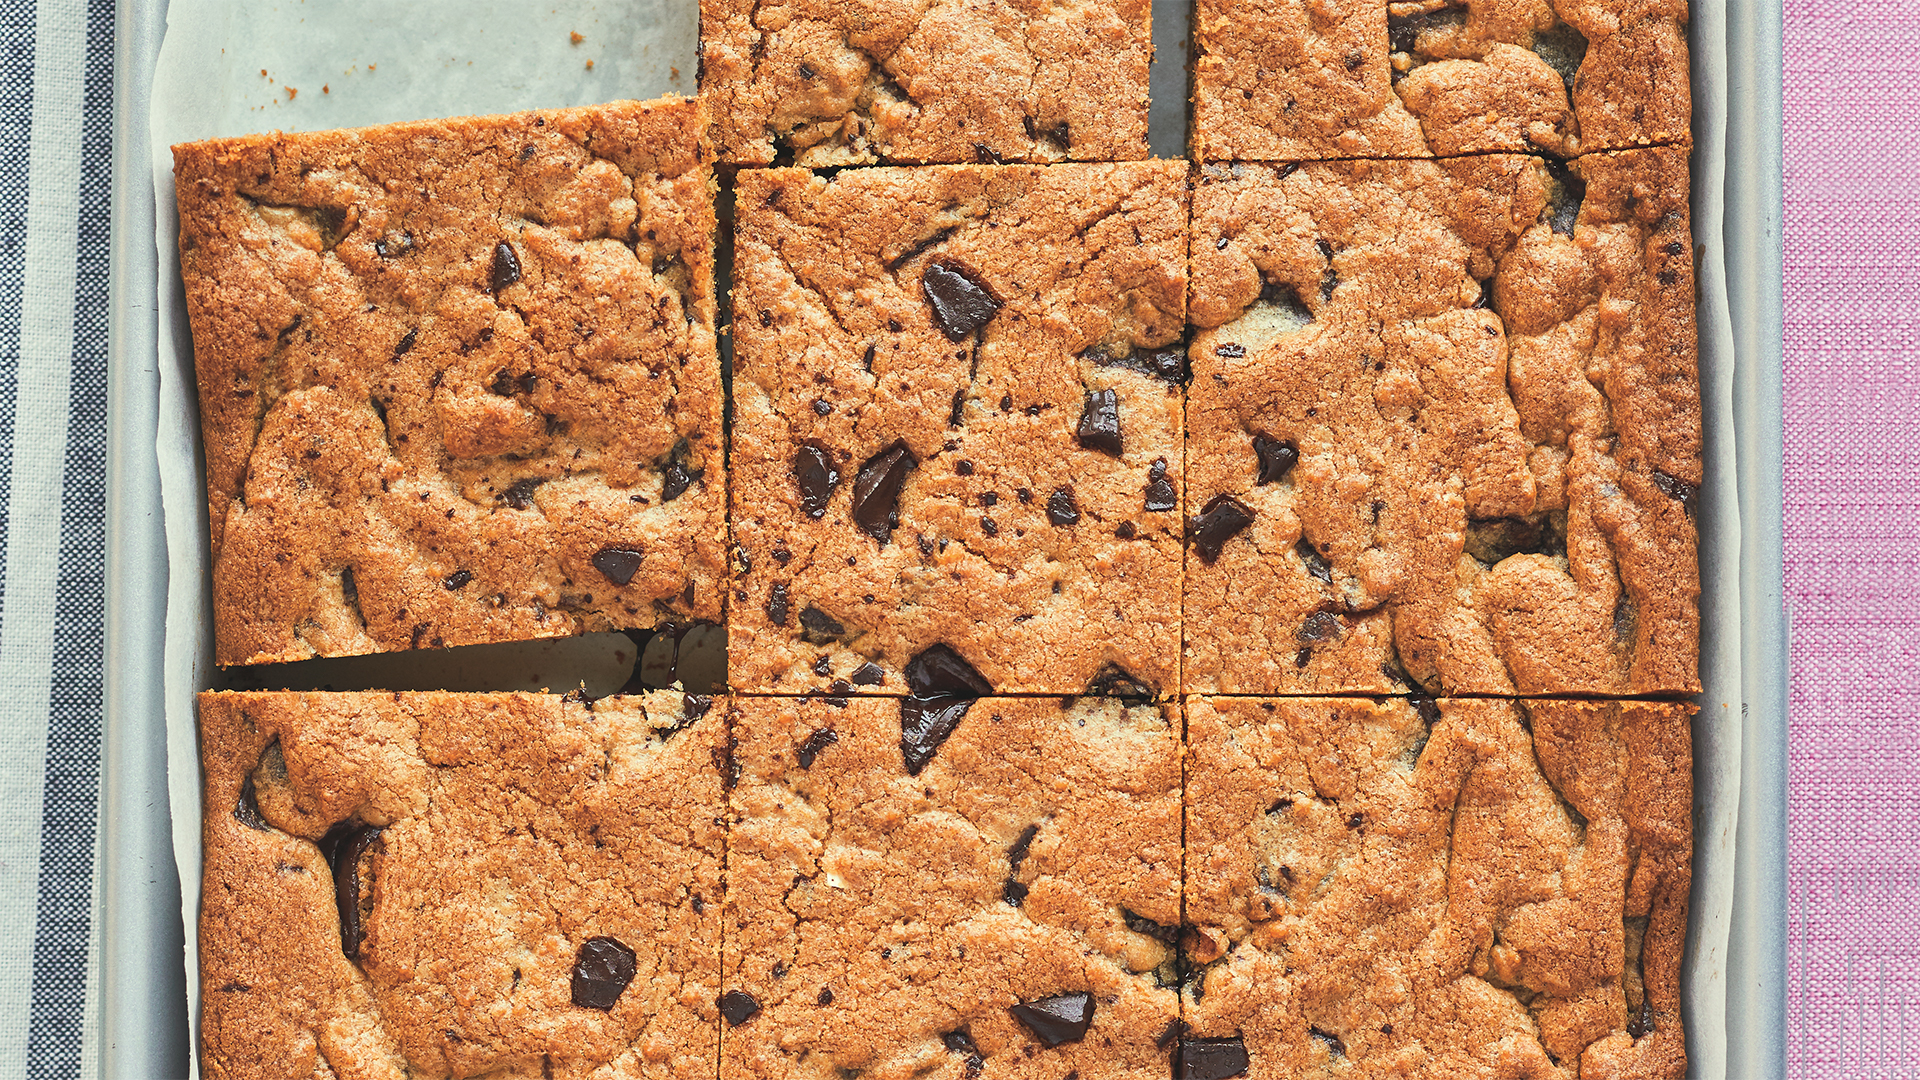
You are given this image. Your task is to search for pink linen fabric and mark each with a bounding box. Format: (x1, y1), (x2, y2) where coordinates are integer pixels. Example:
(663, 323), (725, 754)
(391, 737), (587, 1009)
(1786, 3), (1920, 1076)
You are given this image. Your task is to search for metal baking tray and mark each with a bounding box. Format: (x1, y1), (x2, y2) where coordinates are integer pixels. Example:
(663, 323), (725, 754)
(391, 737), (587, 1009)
(101, 0), (1787, 1075)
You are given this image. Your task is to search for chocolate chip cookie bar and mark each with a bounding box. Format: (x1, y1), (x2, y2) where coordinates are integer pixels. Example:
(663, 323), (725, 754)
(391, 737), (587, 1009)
(723, 695), (1182, 1077)
(730, 162), (1189, 696)
(174, 97), (726, 667)
(699, 0), (1151, 165)
(1190, 0), (1690, 162)
(197, 689), (725, 1078)
(1181, 696), (1691, 1080)
(1185, 148), (1699, 696)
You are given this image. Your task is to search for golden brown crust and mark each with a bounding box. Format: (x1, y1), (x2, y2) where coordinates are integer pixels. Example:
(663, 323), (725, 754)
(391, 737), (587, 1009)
(1185, 149), (1699, 696)
(728, 163), (1189, 695)
(1190, 0), (1691, 162)
(197, 689), (725, 1079)
(723, 695), (1181, 1077)
(174, 98), (725, 666)
(1182, 696), (1689, 1080)
(698, 0), (1150, 165)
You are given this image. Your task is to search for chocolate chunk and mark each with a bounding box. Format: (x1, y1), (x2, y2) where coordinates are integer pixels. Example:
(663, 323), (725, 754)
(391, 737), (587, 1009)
(1189, 495), (1254, 563)
(1177, 1036), (1251, 1080)
(490, 241), (522, 292)
(900, 695), (974, 776)
(319, 822), (383, 961)
(391, 327), (417, 359)
(923, 261), (1001, 341)
(1008, 991), (1095, 1047)
(798, 605), (846, 644)
(818, 987), (835, 1005)
(684, 693), (715, 722)
(500, 476), (546, 510)
(592, 547), (644, 586)
(1650, 469), (1699, 511)
(1544, 157), (1586, 236)
(942, 1030), (987, 1078)
(1627, 996), (1655, 1038)
(980, 516), (998, 537)
(1215, 343), (1245, 359)
(1145, 458), (1177, 512)
(844, 662), (884, 687)
(1086, 344), (1188, 383)
(1075, 389), (1123, 457)
(1122, 907), (1180, 943)
(232, 776), (272, 832)
(1297, 611), (1342, 643)
(797, 727), (839, 768)
(812, 398), (833, 416)
(1085, 663), (1154, 699)
(1309, 1027), (1347, 1057)
(1003, 822), (1041, 906)
(851, 439), (918, 543)
(1115, 520), (1137, 540)
(1464, 515), (1563, 564)
(442, 569), (473, 591)
(719, 989), (761, 1026)
(570, 937), (636, 1010)
(1295, 539), (1333, 583)
(662, 462), (694, 503)
(905, 643), (994, 697)
(1047, 487), (1081, 527)
(375, 232), (413, 259)
(766, 582), (791, 626)
(1410, 690), (1442, 728)
(794, 444), (842, 518)
(1252, 434), (1298, 484)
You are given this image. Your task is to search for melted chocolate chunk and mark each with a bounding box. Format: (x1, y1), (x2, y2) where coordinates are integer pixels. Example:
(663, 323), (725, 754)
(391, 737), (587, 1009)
(571, 937), (636, 1010)
(923, 261), (1001, 341)
(232, 776), (272, 832)
(766, 582), (791, 626)
(1627, 996), (1655, 1038)
(1215, 343), (1246, 359)
(1003, 822), (1041, 906)
(1189, 495), (1254, 563)
(592, 547), (644, 586)
(1545, 157), (1587, 236)
(1297, 611), (1342, 643)
(320, 823), (383, 961)
(490, 241), (522, 293)
(1085, 663), (1154, 699)
(500, 476), (546, 510)
(797, 605), (846, 644)
(1075, 389), (1123, 457)
(1177, 1036), (1251, 1080)
(851, 440), (918, 543)
(1410, 690), (1442, 728)
(662, 462), (695, 503)
(1532, 21), (1589, 93)
(850, 661), (885, 685)
(905, 643), (993, 697)
(1086, 343), (1188, 383)
(1295, 539), (1334, 583)
(1047, 487), (1081, 527)
(796, 727), (839, 768)
(1252, 434), (1298, 484)
(1122, 907), (1180, 943)
(1464, 515), (1564, 565)
(899, 696), (974, 776)
(719, 989), (761, 1026)
(794, 445), (842, 518)
(1145, 458), (1177, 512)
(1650, 469), (1699, 511)
(1309, 1027), (1347, 1056)
(1008, 991), (1095, 1047)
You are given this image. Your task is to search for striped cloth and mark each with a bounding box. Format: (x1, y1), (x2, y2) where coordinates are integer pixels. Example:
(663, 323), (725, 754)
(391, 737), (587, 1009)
(0, 0), (114, 1076)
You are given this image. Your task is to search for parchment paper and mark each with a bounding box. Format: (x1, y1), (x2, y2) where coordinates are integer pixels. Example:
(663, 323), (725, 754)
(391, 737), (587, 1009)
(150, 2), (1740, 1075)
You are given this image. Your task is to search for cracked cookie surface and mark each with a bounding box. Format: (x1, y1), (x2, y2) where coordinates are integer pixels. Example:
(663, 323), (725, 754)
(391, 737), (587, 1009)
(729, 163), (1188, 696)
(1182, 696), (1690, 1080)
(699, 0), (1150, 165)
(724, 695), (1181, 1078)
(196, 689), (725, 1079)
(1185, 149), (1699, 696)
(1190, 0), (1690, 162)
(174, 97), (725, 666)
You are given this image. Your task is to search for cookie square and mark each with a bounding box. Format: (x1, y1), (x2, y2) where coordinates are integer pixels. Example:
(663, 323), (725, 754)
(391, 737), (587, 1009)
(729, 162), (1189, 696)
(1189, 0), (1689, 163)
(1184, 149), (1699, 696)
(196, 690), (725, 1077)
(174, 97), (726, 666)
(1181, 696), (1691, 1079)
(722, 694), (1183, 1077)
(699, 0), (1152, 165)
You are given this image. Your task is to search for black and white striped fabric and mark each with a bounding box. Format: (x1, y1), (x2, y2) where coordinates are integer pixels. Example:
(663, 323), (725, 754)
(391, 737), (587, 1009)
(0, 0), (115, 1075)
